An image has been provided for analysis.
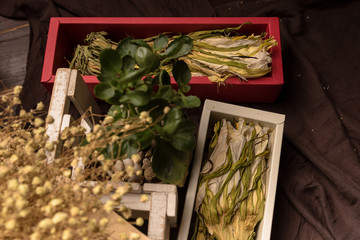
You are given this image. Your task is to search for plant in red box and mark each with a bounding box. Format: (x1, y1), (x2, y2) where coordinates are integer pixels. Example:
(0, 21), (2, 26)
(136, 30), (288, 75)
(92, 34), (200, 187)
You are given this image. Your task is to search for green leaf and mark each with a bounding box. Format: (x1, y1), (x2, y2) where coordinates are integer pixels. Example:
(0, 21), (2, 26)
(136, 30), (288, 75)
(158, 69), (171, 85)
(171, 120), (196, 151)
(94, 83), (115, 100)
(159, 36), (193, 61)
(116, 37), (138, 58)
(135, 47), (160, 71)
(155, 85), (173, 101)
(121, 129), (155, 157)
(153, 34), (169, 51)
(162, 107), (183, 136)
(172, 60), (191, 85)
(107, 105), (128, 121)
(180, 84), (191, 93)
(138, 98), (168, 121)
(122, 55), (136, 74)
(120, 90), (150, 106)
(152, 137), (192, 187)
(100, 49), (122, 74)
(174, 95), (201, 108)
(106, 90), (122, 105)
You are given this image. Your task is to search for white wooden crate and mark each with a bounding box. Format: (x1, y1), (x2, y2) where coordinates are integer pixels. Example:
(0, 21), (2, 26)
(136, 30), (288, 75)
(45, 68), (178, 240)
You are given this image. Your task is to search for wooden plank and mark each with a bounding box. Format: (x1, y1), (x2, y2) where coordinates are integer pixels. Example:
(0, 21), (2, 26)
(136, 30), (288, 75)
(45, 68), (71, 163)
(68, 69), (102, 127)
(148, 192), (169, 240)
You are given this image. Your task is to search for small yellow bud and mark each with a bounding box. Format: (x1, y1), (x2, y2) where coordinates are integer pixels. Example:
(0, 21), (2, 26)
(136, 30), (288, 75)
(103, 200), (114, 213)
(140, 194), (149, 203)
(46, 115), (54, 124)
(13, 96), (21, 105)
(124, 124), (130, 130)
(5, 219), (16, 230)
(44, 181), (53, 191)
(9, 154), (19, 163)
(34, 118), (44, 127)
(36, 102), (45, 111)
(136, 169), (143, 176)
(38, 218), (53, 229)
(52, 212), (68, 224)
(163, 106), (171, 114)
(135, 217), (144, 227)
(49, 198), (63, 207)
(19, 109), (27, 117)
(92, 185), (101, 195)
(99, 218), (109, 227)
(1, 95), (8, 102)
(70, 206), (80, 217)
(131, 154), (141, 164)
(20, 165), (34, 174)
(139, 111), (149, 119)
(32, 176), (41, 186)
(30, 232), (41, 240)
(13, 85), (23, 96)
(146, 116), (153, 124)
(103, 116), (114, 124)
(7, 178), (18, 191)
(41, 205), (52, 216)
(68, 217), (78, 225)
(15, 199), (28, 211)
(19, 209), (30, 218)
(130, 232), (141, 240)
(63, 169), (72, 178)
(35, 186), (46, 195)
(0, 165), (10, 177)
(18, 184), (29, 196)
(62, 229), (73, 240)
(45, 142), (54, 151)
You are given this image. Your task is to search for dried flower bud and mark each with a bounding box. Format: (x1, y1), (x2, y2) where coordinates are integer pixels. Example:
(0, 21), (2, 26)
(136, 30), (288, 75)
(52, 212), (68, 224)
(46, 115), (54, 124)
(13, 85), (22, 96)
(1, 95), (8, 102)
(35, 187), (46, 195)
(70, 207), (80, 216)
(49, 198), (63, 207)
(7, 178), (18, 191)
(15, 198), (28, 211)
(5, 219), (16, 230)
(131, 154), (141, 164)
(99, 218), (109, 227)
(45, 142), (54, 151)
(0, 165), (10, 177)
(36, 102), (45, 111)
(146, 117), (153, 124)
(18, 184), (29, 196)
(19, 109), (27, 117)
(92, 185), (101, 195)
(135, 217), (144, 227)
(44, 181), (53, 191)
(32, 177), (41, 186)
(140, 194), (149, 203)
(139, 111), (149, 120)
(62, 229), (73, 240)
(163, 106), (171, 114)
(124, 124), (130, 130)
(130, 233), (141, 240)
(63, 169), (72, 178)
(103, 200), (114, 213)
(19, 208), (30, 218)
(13, 97), (21, 105)
(34, 118), (44, 128)
(30, 232), (41, 240)
(68, 217), (78, 225)
(38, 218), (53, 229)
(103, 116), (114, 125)
(20, 165), (34, 175)
(41, 205), (52, 216)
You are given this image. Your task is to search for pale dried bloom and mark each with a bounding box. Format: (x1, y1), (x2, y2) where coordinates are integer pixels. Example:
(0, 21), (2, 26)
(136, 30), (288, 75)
(49, 198), (63, 207)
(62, 229), (73, 240)
(13, 85), (23, 96)
(70, 206), (80, 217)
(130, 232), (141, 240)
(52, 212), (68, 224)
(146, 117), (153, 124)
(139, 111), (149, 119)
(131, 153), (141, 164)
(38, 218), (53, 229)
(32, 176), (42, 186)
(9, 154), (19, 163)
(163, 106), (171, 114)
(36, 102), (45, 111)
(5, 219), (17, 230)
(99, 218), (109, 228)
(135, 217), (144, 227)
(140, 194), (149, 203)
(13, 96), (21, 105)
(18, 184), (29, 196)
(46, 115), (54, 124)
(7, 178), (18, 191)
(103, 200), (114, 213)
(103, 116), (114, 124)
(34, 118), (45, 128)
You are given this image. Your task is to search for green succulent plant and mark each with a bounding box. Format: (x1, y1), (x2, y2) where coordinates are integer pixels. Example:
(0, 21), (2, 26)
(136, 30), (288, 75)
(93, 34), (200, 187)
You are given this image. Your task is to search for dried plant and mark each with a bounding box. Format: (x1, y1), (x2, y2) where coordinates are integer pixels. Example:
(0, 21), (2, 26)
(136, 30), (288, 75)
(0, 86), (148, 240)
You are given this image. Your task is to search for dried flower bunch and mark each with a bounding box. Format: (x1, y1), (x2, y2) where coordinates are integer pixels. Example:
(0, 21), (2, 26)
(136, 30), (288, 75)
(0, 86), (146, 240)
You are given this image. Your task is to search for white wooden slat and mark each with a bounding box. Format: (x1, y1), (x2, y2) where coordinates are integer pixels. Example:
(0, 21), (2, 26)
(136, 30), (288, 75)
(148, 192), (169, 240)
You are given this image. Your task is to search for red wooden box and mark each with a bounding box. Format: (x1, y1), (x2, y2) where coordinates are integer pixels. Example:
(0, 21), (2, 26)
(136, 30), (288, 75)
(41, 17), (283, 103)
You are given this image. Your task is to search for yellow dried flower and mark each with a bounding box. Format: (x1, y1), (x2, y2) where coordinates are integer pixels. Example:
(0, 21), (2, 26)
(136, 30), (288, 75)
(68, 217), (78, 225)
(140, 194), (149, 203)
(124, 124), (130, 130)
(1, 95), (8, 102)
(92, 185), (101, 195)
(5, 219), (17, 230)
(13, 85), (23, 96)
(63, 169), (72, 178)
(44, 181), (53, 191)
(70, 206), (80, 216)
(49, 198), (63, 207)
(19, 208), (30, 218)
(34, 118), (44, 128)
(146, 117), (153, 124)
(99, 217), (109, 227)
(103, 200), (114, 213)
(130, 232), (141, 240)
(36, 102), (45, 111)
(18, 184), (29, 196)
(19, 165), (35, 175)
(163, 106), (171, 114)
(32, 176), (41, 186)
(131, 153), (141, 164)
(52, 212), (68, 224)
(135, 217), (144, 227)
(46, 115), (54, 124)
(19, 109), (27, 117)
(139, 111), (149, 120)
(13, 96), (21, 105)
(38, 218), (53, 229)
(62, 229), (73, 240)
(7, 178), (18, 191)
(15, 198), (28, 211)
(45, 142), (54, 151)
(9, 154), (19, 163)
(30, 232), (41, 240)
(103, 116), (114, 124)
(35, 186), (46, 195)
(0, 165), (10, 177)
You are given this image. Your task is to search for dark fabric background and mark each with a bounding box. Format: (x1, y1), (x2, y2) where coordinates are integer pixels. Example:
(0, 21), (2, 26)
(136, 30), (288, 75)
(1, 0), (360, 239)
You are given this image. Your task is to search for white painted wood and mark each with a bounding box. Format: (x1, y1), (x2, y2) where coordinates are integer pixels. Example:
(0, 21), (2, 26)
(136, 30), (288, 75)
(148, 192), (169, 240)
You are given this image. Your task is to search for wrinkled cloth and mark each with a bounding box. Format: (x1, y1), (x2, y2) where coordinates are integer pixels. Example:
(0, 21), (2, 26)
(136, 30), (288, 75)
(1, 0), (360, 239)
